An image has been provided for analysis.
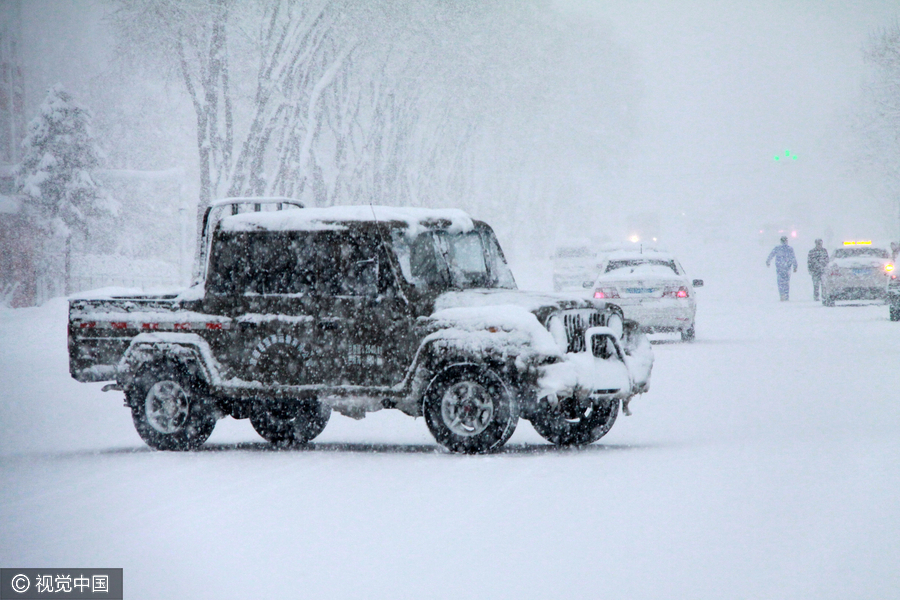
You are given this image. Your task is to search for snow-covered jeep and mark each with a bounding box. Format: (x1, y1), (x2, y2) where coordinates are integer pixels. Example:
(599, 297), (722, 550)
(68, 202), (653, 453)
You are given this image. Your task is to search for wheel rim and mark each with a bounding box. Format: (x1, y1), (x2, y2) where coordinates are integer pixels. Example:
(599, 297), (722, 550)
(559, 397), (593, 423)
(145, 380), (190, 434)
(440, 381), (494, 436)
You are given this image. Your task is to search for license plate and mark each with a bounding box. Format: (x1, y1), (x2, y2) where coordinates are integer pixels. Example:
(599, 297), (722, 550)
(852, 268), (870, 276)
(625, 287), (656, 294)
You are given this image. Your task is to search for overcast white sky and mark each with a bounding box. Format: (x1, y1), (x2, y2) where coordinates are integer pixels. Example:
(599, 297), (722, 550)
(560, 0), (899, 244)
(13, 0), (900, 246)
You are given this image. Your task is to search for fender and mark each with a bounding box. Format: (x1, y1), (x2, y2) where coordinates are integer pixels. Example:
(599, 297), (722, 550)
(394, 338), (525, 417)
(117, 332), (225, 389)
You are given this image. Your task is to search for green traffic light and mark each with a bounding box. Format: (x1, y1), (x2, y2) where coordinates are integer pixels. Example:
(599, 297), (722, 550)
(774, 150), (798, 161)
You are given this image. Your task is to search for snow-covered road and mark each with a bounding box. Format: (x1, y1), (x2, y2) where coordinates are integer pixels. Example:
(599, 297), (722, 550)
(2, 261), (898, 599)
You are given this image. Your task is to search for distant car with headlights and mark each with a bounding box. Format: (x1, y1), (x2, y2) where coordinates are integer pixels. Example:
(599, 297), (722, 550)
(591, 249), (703, 341)
(821, 242), (894, 307)
(889, 272), (899, 321)
(552, 244), (598, 292)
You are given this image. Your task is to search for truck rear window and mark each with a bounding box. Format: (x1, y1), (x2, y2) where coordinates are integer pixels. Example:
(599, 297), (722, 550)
(207, 230), (379, 296)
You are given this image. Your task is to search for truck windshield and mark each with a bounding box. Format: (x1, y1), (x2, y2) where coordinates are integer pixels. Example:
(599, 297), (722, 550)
(393, 229), (516, 291)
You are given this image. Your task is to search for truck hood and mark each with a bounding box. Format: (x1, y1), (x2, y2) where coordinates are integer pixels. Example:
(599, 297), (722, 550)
(423, 289), (612, 366)
(434, 289), (607, 323)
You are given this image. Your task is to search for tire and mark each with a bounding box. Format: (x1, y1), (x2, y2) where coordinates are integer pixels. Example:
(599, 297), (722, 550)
(423, 364), (519, 454)
(127, 360), (216, 451)
(530, 396), (619, 446)
(890, 303), (900, 322)
(250, 398), (330, 447)
(681, 325), (695, 342)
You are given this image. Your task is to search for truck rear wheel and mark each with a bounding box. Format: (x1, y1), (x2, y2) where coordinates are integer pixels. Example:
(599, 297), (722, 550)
(890, 303), (900, 321)
(423, 364), (519, 454)
(250, 398), (330, 447)
(127, 360), (216, 451)
(530, 396), (619, 446)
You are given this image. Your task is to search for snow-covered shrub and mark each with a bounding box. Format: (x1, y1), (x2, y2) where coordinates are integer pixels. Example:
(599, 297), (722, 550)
(14, 84), (118, 299)
(16, 84), (117, 227)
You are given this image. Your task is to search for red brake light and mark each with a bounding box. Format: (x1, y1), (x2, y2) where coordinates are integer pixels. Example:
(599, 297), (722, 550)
(663, 286), (689, 298)
(594, 290), (606, 299)
(594, 287), (619, 299)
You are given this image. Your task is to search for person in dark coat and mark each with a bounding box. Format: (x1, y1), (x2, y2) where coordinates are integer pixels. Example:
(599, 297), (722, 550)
(766, 236), (798, 301)
(807, 239), (829, 301)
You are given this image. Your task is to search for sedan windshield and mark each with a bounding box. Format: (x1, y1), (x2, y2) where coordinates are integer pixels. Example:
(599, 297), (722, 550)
(834, 248), (888, 259)
(605, 259), (678, 274)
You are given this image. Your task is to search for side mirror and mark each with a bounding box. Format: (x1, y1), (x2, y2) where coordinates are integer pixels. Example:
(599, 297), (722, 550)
(692, 279), (704, 288)
(582, 281), (594, 289)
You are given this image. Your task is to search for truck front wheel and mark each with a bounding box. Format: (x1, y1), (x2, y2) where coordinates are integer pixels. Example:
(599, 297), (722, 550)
(423, 364), (519, 454)
(530, 396), (619, 446)
(250, 398), (330, 447)
(127, 360), (216, 451)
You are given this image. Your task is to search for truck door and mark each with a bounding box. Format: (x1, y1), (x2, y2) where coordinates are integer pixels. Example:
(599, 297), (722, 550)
(317, 230), (417, 387)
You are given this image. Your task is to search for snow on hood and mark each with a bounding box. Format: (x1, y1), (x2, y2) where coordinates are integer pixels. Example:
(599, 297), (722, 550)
(435, 289), (602, 315)
(219, 205), (474, 238)
(423, 304), (562, 365)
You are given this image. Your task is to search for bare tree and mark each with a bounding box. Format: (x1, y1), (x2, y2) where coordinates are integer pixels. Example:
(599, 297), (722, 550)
(858, 22), (900, 238)
(108, 0), (639, 256)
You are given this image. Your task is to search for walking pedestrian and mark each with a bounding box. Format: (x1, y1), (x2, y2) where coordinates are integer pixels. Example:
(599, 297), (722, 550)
(807, 239), (829, 301)
(766, 236), (798, 301)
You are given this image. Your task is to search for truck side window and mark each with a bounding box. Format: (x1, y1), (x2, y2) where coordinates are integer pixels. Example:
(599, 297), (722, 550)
(208, 231), (320, 296)
(335, 236), (380, 297)
(392, 230), (441, 288)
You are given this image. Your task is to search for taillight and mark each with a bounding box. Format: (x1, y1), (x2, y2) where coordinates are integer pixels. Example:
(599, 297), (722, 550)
(829, 266), (841, 276)
(663, 286), (689, 298)
(594, 287), (619, 299)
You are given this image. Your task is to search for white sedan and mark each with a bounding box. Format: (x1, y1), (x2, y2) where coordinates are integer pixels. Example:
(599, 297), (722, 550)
(591, 250), (703, 341)
(822, 243), (894, 306)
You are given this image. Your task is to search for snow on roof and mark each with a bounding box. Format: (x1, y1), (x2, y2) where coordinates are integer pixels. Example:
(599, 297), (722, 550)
(219, 205), (475, 236)
(603, 249), (676, 261)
